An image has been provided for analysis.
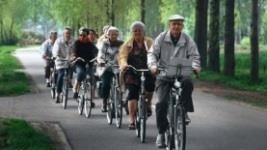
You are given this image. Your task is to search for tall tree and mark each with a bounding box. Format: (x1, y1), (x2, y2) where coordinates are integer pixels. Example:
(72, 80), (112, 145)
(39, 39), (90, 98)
(224, 0), (235, 76)
(195, 0), (208, 68)
(141, 0), (145, 23)
(208, 0), (220, 72)
(250, 0), (259, 81)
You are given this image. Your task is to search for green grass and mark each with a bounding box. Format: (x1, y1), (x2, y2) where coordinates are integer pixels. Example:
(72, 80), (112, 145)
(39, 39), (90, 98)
(0, 118), (54, 150)
(0, 45), (30, 96)
(200, 45), (267, 92)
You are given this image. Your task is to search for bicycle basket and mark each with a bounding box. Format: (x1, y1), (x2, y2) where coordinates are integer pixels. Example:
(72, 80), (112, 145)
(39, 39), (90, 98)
(165, 58), (192, 77)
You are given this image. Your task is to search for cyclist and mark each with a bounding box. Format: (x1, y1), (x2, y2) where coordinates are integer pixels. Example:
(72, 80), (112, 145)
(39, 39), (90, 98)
(118, 21), (155, 130)
(88, 28), (97, 44)
(96, 25), (110, 48)
(52, 27), (74, 103)
(97, 26), (123, 112)
(41, 31), (57, 87)
(72, 27), (98, 102)
(147, 14), (201, 148)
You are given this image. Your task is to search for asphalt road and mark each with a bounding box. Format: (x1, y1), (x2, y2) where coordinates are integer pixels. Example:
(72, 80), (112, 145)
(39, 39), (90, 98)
(0, 47), (266, 150)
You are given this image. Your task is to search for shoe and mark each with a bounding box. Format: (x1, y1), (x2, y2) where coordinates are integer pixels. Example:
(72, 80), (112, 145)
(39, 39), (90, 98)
(68, 82), (73, 88)
(91, 101), (95, 108)
(56, 93), (60, 103)
(147, 107), (152, 117)
(73, 92), (78, 99)
(46, 82), (51, 87)
(128, 123), (136, 130)
(185, 113), (191, 125)
(156, 133), (166, 148)
(101, 106), (107, 112)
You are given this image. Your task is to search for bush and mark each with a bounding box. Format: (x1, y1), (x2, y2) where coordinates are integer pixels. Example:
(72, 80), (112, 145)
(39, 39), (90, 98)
(240, 36), (250, 50)
(19, 31), (45, 46)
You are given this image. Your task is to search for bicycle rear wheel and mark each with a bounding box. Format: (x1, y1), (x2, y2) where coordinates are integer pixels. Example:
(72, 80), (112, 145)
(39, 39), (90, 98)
(78, 95), (85, 115)
(84, 83), (93, 118)
(174, 106), (186, 150)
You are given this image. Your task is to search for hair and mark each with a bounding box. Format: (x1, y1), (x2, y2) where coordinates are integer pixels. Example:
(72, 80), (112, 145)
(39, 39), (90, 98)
(64, 26), (72, 32)
(88, 28), (96, 35)
(107, 26), (119, 35)
(79, 27), (89, 35)
(130, 21), (145, 32)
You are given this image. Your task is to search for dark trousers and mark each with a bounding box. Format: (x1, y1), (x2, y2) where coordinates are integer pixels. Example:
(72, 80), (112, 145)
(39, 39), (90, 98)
(44, 60), (54, 79)
(155, 77), (194, 134)
(101, 70), (114, 100)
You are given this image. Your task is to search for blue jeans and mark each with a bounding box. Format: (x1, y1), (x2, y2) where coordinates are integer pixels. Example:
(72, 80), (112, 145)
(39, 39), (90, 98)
(56, 68), (68, 94)
(75, 65), (93, 82)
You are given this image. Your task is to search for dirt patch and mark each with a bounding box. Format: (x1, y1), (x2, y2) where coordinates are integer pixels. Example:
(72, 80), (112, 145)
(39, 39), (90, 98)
(195, 80), (267, 109)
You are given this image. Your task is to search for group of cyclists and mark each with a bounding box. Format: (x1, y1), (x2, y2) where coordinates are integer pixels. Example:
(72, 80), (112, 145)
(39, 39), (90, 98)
(40, 14), (201, 149)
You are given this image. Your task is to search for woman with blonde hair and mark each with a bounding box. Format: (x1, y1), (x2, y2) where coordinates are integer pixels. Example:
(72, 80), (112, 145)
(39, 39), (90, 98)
(118, 21), (155, 129)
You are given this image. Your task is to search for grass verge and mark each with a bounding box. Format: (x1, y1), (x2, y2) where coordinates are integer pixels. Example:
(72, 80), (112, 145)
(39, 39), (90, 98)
(0, 118), (54, 150)
(0, 45), (31, 96)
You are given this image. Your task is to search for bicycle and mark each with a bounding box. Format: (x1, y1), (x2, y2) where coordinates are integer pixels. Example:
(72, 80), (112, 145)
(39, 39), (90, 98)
(76, 57), (97, 118)
(47, 58), (56, 100)
(159, 59), (195, 150)
(127, 65), (150, 143)
(106, 64), (123, 128)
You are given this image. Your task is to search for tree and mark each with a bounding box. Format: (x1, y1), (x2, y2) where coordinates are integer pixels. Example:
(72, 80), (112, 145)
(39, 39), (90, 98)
(208, 0), (220, 72)
(195, 0), (208, 68)
(250, 0), (259, 81)
(224, 0), (235, 76)
(141, 0), (145, 23)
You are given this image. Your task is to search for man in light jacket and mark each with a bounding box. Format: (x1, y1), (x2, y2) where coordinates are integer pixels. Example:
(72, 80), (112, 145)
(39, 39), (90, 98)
(52, 27), (74, 103)
(147, 14), (201, 148)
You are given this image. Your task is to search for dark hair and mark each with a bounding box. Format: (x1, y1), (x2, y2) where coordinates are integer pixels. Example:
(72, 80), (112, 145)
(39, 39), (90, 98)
(88, 29), (96, 35)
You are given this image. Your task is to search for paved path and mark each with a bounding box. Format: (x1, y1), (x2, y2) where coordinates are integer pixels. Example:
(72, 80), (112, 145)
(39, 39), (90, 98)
(0, 47), (266, 150)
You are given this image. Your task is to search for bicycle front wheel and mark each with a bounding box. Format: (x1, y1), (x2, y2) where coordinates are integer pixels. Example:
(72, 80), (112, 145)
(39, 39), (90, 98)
(62, 77), (68, 109)
(106, 87), (114, 125)
(84, 83), (93, 118)
(78, 95), (85, 115)
(140, 98), (147, 143)
(174, 106), (186, 150)
(115, 88), (123, 128)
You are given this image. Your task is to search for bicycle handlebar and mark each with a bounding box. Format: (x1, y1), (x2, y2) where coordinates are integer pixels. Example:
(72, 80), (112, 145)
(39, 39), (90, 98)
(127, 65), (150, 72)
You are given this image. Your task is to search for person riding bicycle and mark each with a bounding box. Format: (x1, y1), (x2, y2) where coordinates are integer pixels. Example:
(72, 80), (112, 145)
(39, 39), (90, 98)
(41, 31), (57, 87)
(96, 25), (110, 49)
(52, 27), (74, 103)
(147, 14), (201, 148)
(118, 21), (155, 130)
(87, 28), (97, 44)
(72, 27), (98, 103)
(97, 26), (123, 112)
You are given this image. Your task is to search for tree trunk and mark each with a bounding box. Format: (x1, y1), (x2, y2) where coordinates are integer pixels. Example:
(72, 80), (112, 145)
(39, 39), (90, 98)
(208, 0), (220, 72)
(111, 0), (115, 25)
(195, 0), (208, 68)
(141, 0), (145, 23)
(224, 0), (235, 76)
(250, 0), (259, 81)
(106, 0), (110, 24)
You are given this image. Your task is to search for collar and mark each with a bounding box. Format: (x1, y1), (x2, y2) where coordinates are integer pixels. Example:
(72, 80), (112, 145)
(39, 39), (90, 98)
(164, 31), (186, 46)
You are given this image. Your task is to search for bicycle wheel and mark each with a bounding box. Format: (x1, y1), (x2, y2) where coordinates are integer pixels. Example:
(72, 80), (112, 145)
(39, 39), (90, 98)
(50, 71), (56, 99)
(115, 87), (123, 128)
(84, 83), (93, 118)
(78, 95), (85, 115)
(62, 76), (68, 109)
(140, 98), (147, 143)
(135, 104), (140, 137)
(174, 106), (186, 150)
(167, 129), (175, 150)
(106, 86), (114, 125)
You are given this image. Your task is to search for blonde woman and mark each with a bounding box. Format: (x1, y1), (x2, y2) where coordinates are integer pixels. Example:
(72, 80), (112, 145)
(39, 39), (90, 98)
(118, 21), (155, 129)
